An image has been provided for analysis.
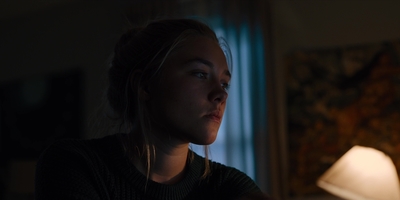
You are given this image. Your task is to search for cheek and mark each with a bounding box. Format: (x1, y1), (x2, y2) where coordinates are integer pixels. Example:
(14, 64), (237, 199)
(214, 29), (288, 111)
(166, 86), (203, 110)
(152, 81), (197, 112)
(161, 78), (202, 102)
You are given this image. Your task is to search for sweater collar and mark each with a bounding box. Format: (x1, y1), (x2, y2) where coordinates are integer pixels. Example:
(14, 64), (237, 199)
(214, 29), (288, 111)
(107, 134), (206, 199)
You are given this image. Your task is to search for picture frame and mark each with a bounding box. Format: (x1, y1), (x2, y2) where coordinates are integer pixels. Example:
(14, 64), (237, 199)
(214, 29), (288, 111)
(285, 40), (400, 197)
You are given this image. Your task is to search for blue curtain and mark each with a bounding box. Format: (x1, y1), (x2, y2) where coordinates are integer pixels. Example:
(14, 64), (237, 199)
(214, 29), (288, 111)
(192, 17), (267, 182)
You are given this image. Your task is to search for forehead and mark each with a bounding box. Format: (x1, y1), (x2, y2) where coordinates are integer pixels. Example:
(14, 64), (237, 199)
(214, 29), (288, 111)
(165, 36), (229, 71)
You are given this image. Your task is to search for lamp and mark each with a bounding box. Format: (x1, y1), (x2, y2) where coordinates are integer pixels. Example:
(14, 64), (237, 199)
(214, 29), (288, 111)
(317, 145), (400, 200)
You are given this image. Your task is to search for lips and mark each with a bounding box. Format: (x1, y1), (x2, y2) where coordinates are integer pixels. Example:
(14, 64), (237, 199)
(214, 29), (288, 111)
(205, 111), (222, 123)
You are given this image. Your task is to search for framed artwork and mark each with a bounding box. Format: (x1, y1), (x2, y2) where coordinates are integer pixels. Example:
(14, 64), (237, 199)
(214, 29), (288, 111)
(285, 40), (400, 197)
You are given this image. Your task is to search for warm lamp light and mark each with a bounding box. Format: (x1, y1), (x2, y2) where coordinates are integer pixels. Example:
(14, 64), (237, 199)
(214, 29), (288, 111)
(317, 145), (400, 200)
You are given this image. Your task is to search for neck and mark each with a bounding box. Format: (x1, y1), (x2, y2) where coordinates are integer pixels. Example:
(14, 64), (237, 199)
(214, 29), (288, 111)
(133, 131), (190, 185)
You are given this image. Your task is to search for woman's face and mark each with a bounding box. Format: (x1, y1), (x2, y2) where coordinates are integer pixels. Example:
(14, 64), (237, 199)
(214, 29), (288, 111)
(148, 36), (230, 145)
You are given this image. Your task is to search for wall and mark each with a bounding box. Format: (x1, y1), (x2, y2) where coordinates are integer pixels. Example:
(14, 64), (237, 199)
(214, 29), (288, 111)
(0, 1), (124, 138)
(0, 2), (125, 199)
(270, 0), (400, 199)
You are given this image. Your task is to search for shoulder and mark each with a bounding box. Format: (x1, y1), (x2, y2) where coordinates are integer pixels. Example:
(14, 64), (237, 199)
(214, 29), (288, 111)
(35, 134), (120, 199)
(37, 134), (122, 176)
(40, 134), (119, 159)
(193, 154), (262, 198)
(36, 133), (120, 183)
(39, 135), (109, 161)
(36, 135), (115, 179)
(209, 160), (258, 189)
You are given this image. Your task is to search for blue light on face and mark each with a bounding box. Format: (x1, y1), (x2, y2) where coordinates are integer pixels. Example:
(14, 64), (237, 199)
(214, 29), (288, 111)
(191, 20), (266, 182)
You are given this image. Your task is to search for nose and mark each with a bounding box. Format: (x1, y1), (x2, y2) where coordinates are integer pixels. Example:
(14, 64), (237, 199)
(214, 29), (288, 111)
(209, 83), (228, 103)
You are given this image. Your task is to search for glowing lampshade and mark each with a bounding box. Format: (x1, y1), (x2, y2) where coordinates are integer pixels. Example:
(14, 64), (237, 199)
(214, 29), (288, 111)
(317, 145), (400, 200)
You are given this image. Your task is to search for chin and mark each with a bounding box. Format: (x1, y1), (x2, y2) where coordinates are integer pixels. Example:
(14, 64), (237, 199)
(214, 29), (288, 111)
(191, 132), (218, 145)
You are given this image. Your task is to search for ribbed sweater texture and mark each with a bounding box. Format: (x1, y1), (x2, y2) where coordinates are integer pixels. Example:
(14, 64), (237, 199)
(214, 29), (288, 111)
(34, 134), (261, 199)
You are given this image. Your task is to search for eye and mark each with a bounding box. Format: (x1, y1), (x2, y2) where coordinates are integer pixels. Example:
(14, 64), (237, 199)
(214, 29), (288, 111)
(194, 72), (208, 79)
(221, 82), (230, 91)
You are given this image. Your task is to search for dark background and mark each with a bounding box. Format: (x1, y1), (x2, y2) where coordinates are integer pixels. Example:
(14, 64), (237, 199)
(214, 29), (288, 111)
(1, 1), (400, 199)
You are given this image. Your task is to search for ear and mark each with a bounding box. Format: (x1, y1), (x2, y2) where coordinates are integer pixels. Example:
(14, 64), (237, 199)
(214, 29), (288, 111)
(130, 70), (150, 101)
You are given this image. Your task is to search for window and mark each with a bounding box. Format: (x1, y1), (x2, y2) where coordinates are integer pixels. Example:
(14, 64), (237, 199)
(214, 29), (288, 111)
(192, 21), (267, 182)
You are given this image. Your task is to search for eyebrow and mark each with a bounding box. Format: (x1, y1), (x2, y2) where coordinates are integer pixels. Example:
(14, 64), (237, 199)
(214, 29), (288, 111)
(185, 57), (231, 78)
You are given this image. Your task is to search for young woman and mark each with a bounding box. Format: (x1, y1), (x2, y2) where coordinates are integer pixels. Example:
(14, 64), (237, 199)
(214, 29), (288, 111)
(35, 18), (269, 199)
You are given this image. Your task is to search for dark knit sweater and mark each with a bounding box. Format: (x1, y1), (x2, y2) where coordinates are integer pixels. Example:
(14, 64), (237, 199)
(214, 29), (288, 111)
(35, 134), (261, 200)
